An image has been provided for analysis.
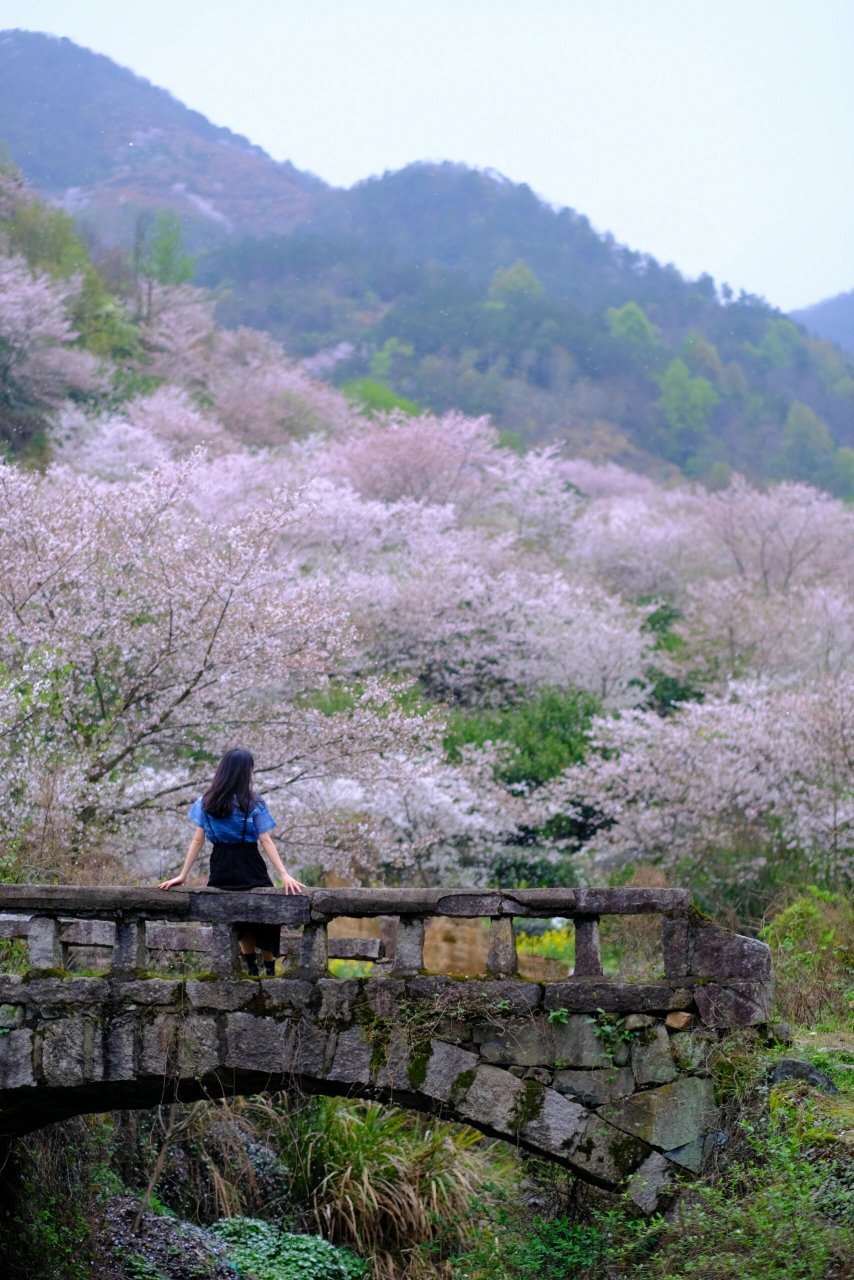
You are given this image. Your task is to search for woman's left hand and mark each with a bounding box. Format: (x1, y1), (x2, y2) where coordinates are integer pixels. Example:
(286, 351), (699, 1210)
(281, 872), (307, 894)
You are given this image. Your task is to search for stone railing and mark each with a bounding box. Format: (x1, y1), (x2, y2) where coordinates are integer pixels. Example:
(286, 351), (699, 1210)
(0, 885), (772, 1025)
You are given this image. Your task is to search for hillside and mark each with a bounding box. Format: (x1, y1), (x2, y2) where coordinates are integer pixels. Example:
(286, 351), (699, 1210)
(0, 29), (322, 248)
(793, 288), (854, 357)
(3, 28), (854, 491)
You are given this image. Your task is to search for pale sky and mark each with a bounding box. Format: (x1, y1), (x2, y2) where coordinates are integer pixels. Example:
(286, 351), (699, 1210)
(2, 0), (853, 310)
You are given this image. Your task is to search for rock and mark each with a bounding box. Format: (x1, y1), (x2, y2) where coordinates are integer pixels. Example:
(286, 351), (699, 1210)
(604, 1076), (718, 1151)
(0, 1028), (34, 1089)
(0, 1003), (22, 1027)
(519, 1087), (586, 1156)
(421, 1040), (479, 1102)
(622, 1013), (655, 1031)
(691, 923), (772, 984)
(478, 1020), (552, 1066)
(552, 1015), (609, 1068)
(554, 1066), (635, 1107)
(544, 981), (693, 1015)
(258, 979), (314, 1015)
(178, 1015), (219, 1076)
(225, 1012), (291, 1073)
(314, 978), (358, 1025)
(409, 977), (541, 1018)
(661, 918), (690, 978)
(374, 1025), (411, 1090)
(41, 1017), (88, 1086)
(104, 1016), (137, 1081)
(626, 1151), (673, 1213)
(363, 979), (406, 1018)
(665, 1011), (694, 1031)
(664, 1135), (709, 1172)
(694, 981), (772, 1027)
(767, 1058), (839, 1095)
(457, 1064), (528, 1132)
(391, 918), (424, 976)
(768, 1022), (794, 1045)
(631, 1026), (678, 1086)
(327, 1026), (373, 1084)
(668, 1031), (710, 1073)
(115, 979), (181, 1006)
(139, 1014), (179, 1076)
(186, 979), (257, 1011)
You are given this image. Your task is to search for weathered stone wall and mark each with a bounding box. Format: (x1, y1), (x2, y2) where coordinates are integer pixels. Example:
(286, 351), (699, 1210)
(0, 968), (746, 1211)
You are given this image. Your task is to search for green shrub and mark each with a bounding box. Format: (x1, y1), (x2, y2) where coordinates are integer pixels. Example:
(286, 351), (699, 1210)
(210, 1218), (366, 1280)
(761, 888), (854, 1025)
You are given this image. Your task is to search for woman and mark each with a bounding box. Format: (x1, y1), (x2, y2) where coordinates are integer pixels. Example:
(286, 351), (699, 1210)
(158, 748), (305, 975)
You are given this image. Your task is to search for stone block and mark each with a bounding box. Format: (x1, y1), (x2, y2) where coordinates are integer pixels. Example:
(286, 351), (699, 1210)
(327, 1026), (373, 1084)
(297, 923), (328, 978)
(661, 918), (690, 978)
(25, 977), (110, 1005)
(139, 1014), (179, 1076)
(622, 1014), (655, 1031)
(315, 979), (359, 1025)
(104, 1016), (137, 1081)
(421, 1040), (479, 1103)
(116, 979), (182, 1006)
(0, 976), (23, 1001)
(188, 890), (310, 926)
(604, 1076), (717, 1151)
(287, 1021), (330, 1077)
(186, 979), (257, 1011)
(544, 981), (693, 1016)
(626, 1151), (673, 1213)
(631, 1026), (678, 1086)
(573, 918), (602, 977)
(28, 917), (62, 970)
(41, 1018), (87, 1086)
(113, 918), (147, 973)
(694, 981), (772, 1027)
(363, 980), (406, 1018)
(0, 1004), (23, 1028)
(258, 980), (314, 1015)
(486, 918), (517, 977)
(668, 1031), (710, 1073)
(208, 924), (240, 977)
(554, 1066), (635, 1107)
(478, 1020), (552, 1067)
(225, 1012), (292, 1073)
(552, 1015), (608, 1068)
(178, 1015), (219, 1076)
(457, 1064), (528, 1132)
(566, 1112), (649, 1187)
(665, 1011), (694, 1031)
(374, 1025), (411, 1090)
(519, 1087), (586, 1154)
(410, 977), (541, 1018)
(392, 918), (424, 976)
(691, 923), (772, 984)
(328, 938), (384, 961)
(0, 1028), (34, 1089)
(664, 1135), (709, 1172)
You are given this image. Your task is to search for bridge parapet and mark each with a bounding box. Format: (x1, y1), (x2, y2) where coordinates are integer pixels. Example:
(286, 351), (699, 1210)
(0, 886), (774, 1211)
(0, 885), (772, 1026)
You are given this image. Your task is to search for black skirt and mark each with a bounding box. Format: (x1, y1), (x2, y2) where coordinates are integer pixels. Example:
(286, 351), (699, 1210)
(208, 840), (280, 956)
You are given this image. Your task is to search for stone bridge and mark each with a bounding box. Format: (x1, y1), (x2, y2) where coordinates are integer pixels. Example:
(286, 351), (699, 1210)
(0, 885), (773, 1210)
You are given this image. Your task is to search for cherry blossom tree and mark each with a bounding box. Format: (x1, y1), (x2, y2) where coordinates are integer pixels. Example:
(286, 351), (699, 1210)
(0, 253), (101, 436)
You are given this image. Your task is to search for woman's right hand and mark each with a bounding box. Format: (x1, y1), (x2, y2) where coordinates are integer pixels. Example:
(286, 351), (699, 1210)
(157, 875), (186, 890)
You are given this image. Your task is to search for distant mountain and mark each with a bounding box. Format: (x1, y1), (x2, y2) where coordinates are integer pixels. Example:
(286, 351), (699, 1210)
(0, 29), (323, 248)
(791, 290), (854, 357)
(3, 28), (854, 493)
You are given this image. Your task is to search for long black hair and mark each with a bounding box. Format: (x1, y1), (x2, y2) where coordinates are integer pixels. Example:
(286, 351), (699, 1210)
(202, 748), (256, 818)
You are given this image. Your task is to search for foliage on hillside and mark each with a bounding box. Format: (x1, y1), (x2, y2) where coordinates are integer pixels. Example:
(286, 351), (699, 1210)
(198, 163), (854, 493)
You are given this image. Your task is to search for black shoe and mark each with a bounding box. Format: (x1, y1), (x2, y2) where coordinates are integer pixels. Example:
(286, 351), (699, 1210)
(242, 953), (260, 976)
(264, 959), (277, 977)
